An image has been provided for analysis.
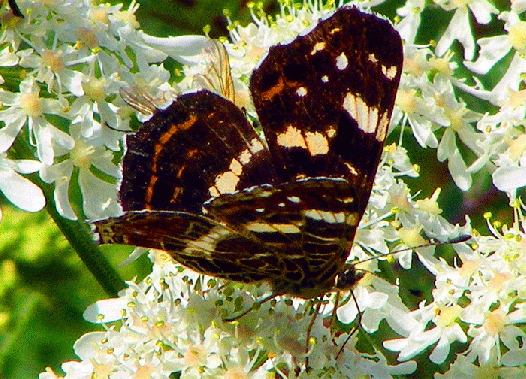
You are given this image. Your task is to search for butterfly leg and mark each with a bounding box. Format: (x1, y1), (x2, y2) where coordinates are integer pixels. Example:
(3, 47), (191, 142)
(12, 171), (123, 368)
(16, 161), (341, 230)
(335, 291), (362, 359)
(223, 293), (277, 322)
(304, 298), (324, 371)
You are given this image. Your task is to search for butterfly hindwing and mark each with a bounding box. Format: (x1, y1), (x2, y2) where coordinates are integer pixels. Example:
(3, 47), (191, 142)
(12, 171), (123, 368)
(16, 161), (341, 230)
(97, 210), (284, 283)
(207, 178), (361, 297)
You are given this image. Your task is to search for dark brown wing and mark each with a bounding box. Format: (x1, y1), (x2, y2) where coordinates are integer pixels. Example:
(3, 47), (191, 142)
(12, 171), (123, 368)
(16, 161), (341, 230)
(96, 178), (360, 298)
(251, 6), (402, 212)
(119, 90), (277, 213)
(207, 178), (361, 298)
(96, 210), (281, 283)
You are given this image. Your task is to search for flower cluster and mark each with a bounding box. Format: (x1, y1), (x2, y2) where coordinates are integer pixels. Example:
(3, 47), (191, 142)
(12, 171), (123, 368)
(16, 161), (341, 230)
(41, 249), (415, 378)
(0, 0), (209, 220)
(0, 0), (520, 377)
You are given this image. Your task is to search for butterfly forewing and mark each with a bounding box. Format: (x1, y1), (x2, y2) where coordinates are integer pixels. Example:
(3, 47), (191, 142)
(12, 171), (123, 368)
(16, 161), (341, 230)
(251, 8), (402, 198)
(119, 90), (276, 213)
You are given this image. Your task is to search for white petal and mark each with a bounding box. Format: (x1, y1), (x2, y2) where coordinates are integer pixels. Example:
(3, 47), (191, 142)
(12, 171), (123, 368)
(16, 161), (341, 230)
(40, 160), (73, 183)
(0, 170), (45, 212)
(429, 334), (451, 364)
(436, 8), (475, 60)
(61, 360), (94, 377)
(54, 175), (77, 220)
(464, 35), (510, 75)
(469, 0), (497, 24)
(140, 34), (209, 65)
(12, 159), (43, 174)
(493, 166), (526, 192)
(336, 297), (359, 324)
(73, 332), (107, 360)
(0, 117), (26, 152)
(83, 298), (128, 323)
(448, 150), (471, 191)
(501, 349), (526, 366)
(79, 169), (120, 219)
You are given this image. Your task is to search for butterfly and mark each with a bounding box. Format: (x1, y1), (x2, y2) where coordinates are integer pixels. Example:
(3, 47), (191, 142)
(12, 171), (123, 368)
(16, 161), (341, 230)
(94, 6), (403, 304)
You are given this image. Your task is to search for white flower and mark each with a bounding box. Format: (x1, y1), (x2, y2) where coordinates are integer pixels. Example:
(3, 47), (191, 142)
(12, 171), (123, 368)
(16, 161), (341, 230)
(384, 302), (467, 363)
(464, 9), (526, 101)
(0, 77), (71, 164)
(26, 0), (526, 377)
(40, 124), (120, 220)
(18, 43), (85, 97)
(434, 0), (497, 59)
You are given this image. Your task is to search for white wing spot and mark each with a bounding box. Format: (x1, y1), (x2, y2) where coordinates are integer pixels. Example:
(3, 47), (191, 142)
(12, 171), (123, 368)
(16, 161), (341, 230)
(305, 132), (329, 155)
(229, 158), (243, 175)
(287, 196), (300, 203)
(368, 53), (378, 63)
(249, 138), (264, 154)
(246, 222), (275, 233)
(277, 125), (307, 149)
(336, 53), (348, 70)
(383, 65), (398, 80)
(296, 87), (307, 97)
(377, 112), (388, 141)
(239, 149), (251, 164)
(344, 162), (359, 176)
(321, 75), (329, 83)
(258, 190), (274, 198)
(247, 222), (301, 234)
(208, 186), (220, 198)
(334, 212), (345, 223)
(342, 196), (355, 204)
(304, 209), (322, 221)
(274, 224), (301, 234)
(185, 227), (230, 254)
(214, 171), (239, 194)
(343, 92), (384, 140)
(237, 138), (265, 165)
(311, 42), (326, 54)
(304, 210), (346, 224)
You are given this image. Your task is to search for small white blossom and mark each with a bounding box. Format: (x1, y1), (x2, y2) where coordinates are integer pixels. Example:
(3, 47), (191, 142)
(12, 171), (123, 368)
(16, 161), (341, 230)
(40, 124), (120, 220)
(0, 77), (71, 163)
(434, 0), (497, 59)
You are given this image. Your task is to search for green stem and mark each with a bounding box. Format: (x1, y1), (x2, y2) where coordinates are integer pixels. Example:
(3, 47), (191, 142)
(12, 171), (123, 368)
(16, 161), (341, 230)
(10, 139), (125, 297)
(40, 177), (125, 297)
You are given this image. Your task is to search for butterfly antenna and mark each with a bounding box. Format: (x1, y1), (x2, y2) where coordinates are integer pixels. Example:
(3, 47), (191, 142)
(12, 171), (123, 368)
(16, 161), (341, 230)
(103, 122), (135, 134)
(357, 234), (471, 265)
(332, 235), (470, 357)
